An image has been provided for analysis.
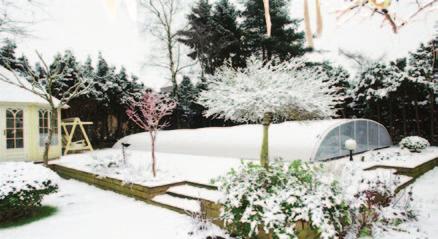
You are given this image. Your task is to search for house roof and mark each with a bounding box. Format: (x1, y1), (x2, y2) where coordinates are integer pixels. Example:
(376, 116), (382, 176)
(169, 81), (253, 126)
(0, 66), (60, 107)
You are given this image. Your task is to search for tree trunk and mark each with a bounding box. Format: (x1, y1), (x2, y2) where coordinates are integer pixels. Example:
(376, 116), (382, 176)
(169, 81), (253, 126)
(389, 99), (395, 137)
(150, 132), (157, 177)
(414, 98), (421, 135)
(429, 90), (435, 139)
(43, 108), (57, 166)
(260, 112), (273, 169)
(402, 91), (407, 136)
(377, 103), (382, 123)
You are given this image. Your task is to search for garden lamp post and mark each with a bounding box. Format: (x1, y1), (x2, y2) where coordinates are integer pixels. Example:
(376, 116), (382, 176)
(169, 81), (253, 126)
(345, 139), (357, 162)
(121, 143), (131, 164)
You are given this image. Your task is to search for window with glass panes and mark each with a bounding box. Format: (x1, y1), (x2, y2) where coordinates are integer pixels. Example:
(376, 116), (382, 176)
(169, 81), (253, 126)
(6, 109), (24, 149)
(39, 109), (59, 146)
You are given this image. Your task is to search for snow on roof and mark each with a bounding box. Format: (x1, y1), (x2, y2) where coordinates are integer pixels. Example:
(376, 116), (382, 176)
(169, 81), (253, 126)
(115, 119), (353, 161)
(0, 66), (60, 107)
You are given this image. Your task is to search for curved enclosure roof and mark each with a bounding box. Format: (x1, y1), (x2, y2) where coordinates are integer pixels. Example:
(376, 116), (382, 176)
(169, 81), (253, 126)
(115, 119), (392, 161)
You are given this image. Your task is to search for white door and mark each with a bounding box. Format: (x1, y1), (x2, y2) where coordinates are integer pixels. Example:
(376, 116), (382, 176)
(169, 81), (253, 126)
(1, 108), (26, 161)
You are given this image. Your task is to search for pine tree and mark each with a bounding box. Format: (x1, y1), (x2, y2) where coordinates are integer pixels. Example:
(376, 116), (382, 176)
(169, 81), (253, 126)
(241, 0), (306, 61)
(352, 63), (394, 122)
(177, 76), (199, 127)
(321, 63), (351, 117)
(95, 52), (111, 105)
(50, 50), (82, 98)
(0, 39), (18, 69)
(407, 41), (436, 139)
(178, 0), (215, 75)
(16, 54), (30, 75)
(179, 0), (244, 75)
(211, 0), (245, 70)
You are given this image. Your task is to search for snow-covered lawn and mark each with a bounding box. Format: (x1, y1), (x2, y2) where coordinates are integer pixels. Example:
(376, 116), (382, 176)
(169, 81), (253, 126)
(0, 178), (229, 239)
(52, 149), (244, 186)
(2, 162), (436, 239)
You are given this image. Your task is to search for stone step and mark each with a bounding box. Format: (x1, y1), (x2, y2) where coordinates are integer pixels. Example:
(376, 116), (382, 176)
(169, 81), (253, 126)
(151, 194), (201, 215)
(166, 184), (223, 203)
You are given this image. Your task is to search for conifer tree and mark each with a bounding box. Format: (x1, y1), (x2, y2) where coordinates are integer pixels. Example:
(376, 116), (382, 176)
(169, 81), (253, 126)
(0, 39), (18, 69)
(241, 0), (306, 61)
(211, 0), (245, 70)
(407, 41), (436, 138)
(177, 76), (200, 127)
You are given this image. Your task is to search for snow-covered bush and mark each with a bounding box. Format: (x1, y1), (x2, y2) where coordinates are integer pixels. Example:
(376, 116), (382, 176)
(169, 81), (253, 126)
(0, 162), (59, 222)
(217, 160), (350, 239)
(399, 136), (430, 152)
(340, 163), (415, 237)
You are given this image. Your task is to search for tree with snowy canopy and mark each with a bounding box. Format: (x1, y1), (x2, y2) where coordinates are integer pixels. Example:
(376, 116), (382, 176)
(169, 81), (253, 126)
(198, 56), (341, 168)
(407, 41), (436, 138)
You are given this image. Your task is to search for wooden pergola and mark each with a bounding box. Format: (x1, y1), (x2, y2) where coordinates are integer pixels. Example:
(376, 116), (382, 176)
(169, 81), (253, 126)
(61, 117), (94, 155)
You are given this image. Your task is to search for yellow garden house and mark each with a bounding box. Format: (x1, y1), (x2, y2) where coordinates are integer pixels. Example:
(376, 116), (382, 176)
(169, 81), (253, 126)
(0, 66), (62, 161)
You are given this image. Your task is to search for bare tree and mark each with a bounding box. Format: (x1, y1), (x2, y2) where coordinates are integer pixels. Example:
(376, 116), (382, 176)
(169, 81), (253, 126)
(126, 91), (176, 177)
(139, 0), (193, 97)
(0, 0), (44, 38)
(0, 52), (92, 165)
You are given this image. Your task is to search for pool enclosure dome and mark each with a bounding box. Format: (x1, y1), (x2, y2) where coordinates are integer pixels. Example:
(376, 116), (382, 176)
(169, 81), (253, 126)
(115, 119), (393, 161)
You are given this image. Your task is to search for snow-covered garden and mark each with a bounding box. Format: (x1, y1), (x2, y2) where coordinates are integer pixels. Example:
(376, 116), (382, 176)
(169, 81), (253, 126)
(1, 0), (438, 238)
(1, 144), (438, 239)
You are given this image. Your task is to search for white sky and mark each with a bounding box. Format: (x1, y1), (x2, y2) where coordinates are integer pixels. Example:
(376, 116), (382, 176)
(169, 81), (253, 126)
(12, 0), (438, 89)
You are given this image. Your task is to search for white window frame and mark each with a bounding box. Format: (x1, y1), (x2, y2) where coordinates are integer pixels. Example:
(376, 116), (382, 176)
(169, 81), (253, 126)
(38, 109), (59, 146)
(6, 108), (24, 149)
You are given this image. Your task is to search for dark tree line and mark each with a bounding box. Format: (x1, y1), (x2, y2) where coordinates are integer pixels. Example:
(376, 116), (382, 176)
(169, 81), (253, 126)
(178, 0), (307, 76)
(0, 39), (145, 147)
(346, 40), (438, 144)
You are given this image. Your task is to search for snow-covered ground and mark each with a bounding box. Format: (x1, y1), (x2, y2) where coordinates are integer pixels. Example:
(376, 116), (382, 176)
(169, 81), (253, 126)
(381, 168), (438, 239)
(0, 178), (229, 239)
(1, 162), (437, 239)
(323, 146), (438, 175)
(52, 145), (438, 190)
(52, 149), (243, 186)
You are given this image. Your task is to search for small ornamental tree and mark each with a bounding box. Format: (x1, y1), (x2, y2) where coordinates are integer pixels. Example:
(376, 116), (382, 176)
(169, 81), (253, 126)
(198, 56), (341, 168)
(126, 91), (176, 177)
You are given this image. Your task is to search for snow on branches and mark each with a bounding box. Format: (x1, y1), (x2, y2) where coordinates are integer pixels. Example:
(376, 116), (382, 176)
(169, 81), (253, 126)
(198, 56), (342, 123)
(338, 0), (438, 33)
(126, 91), (176, 177)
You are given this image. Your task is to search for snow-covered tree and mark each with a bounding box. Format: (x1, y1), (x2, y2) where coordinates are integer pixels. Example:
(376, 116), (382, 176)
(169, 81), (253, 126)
(198, 56), (341, 168)
(407, 41), (436, 137)
(126, 91), (176, 177)
(177, 76), (201, 128)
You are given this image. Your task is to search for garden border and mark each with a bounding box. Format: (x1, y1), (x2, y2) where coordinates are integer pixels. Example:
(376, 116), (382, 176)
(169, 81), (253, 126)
(49, 164), (222, 218)
(364, 157), (438, 192)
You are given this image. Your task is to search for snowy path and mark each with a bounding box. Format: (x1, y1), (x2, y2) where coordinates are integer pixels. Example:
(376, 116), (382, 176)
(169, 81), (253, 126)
(381, 167), (438, 239)
(0, 179), (228, 239)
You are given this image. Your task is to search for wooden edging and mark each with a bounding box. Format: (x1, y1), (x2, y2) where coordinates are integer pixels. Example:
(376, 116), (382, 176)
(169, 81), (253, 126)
(48, 164), (332, 239)
(49, 164), (218, 217)
(364, 157), (438, 192)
